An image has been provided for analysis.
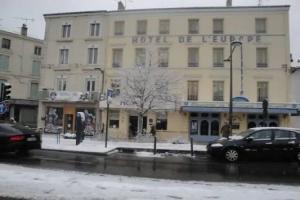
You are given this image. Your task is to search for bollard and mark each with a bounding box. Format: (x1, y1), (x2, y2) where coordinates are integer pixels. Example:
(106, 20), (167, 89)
(154, 136), (157, 155)
(190, 137), (194, 156)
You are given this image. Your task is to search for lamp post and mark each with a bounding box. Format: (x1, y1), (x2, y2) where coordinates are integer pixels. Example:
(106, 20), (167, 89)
(94, 67), (105, 135)
(225, 41), (242, 137)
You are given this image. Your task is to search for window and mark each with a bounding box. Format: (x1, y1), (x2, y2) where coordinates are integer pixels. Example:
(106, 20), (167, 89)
(213, 81), (224, 101)
(112, 49), (123, 68)
(256, 18), (266, 34)
(257, 81), (268, 102)
(213, 19), (224, 34)
(57, 78), (67, 91)
(135, 48), (146, 67)
(86, 78), (96, 92)
(156, 112), (167, 130)
(90, 23), (100, 37)
(32, 60), (41, 76)
(159, 19), (170, 34)
(0, 54), (9, 71)
(62, 24), (71, 38)
(213, 48), (224, 67)
(111, 79), (121, 97)
(1, 38), (11, 49)
(137, 20), (147, 35)
(187, 80), (198, 101)
(59, 49), (69, 64)
(188, 48), (199, 67)
(274, 130), (296, 140)
(88, 48), (98, 64)
(256, 48), (268, 67)
(34, 46), (42, 56)
(188, 19), (199, 34)
(114, 21), (125, 36)
(30, 82), (39, 99)
(248, 130), (272, 140)
(109, 111), (119, 128)
(158, 48), (169, 67)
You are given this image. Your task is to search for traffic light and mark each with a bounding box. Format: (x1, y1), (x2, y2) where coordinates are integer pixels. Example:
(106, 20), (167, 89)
(0, 83), (12, 101)
(262, 99), (268, 118)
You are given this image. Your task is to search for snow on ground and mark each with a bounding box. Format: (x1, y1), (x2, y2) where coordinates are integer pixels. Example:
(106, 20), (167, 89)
(42, 134), (207, 154)
(0, 163), (299, 200)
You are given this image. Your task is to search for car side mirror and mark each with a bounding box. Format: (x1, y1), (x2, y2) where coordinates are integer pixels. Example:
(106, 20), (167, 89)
(244, 137), (253, 142)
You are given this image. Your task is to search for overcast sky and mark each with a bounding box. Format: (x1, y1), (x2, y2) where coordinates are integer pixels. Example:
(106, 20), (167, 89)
(0, 0), (299, 62)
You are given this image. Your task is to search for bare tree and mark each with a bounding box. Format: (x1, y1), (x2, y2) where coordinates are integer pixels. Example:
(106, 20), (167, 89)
(119, 61), (179, 136)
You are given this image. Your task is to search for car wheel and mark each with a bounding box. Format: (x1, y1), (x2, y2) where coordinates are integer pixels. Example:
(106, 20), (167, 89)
(297, 152), (300, 162)
(224, 148), (239, 162)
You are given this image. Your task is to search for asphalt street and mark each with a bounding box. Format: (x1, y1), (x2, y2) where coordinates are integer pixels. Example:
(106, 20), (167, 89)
(0, 150), (300, 185)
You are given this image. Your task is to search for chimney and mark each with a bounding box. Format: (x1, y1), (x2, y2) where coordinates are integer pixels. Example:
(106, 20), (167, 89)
(21, 24), (28, 36)
(226, 0), (232, 7)
(118, 1), (125, 10)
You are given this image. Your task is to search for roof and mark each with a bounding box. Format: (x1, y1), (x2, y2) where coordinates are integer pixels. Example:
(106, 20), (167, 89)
(0, 29), (44, 43)
(44, 5), (290, 18)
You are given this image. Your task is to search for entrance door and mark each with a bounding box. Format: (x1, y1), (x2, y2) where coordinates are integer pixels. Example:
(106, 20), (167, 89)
(129, 116), (138, 138)
(64, 114), (74, 133)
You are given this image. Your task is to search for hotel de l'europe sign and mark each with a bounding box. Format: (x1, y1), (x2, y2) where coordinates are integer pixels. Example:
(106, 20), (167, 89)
(131, 34), (265, 45)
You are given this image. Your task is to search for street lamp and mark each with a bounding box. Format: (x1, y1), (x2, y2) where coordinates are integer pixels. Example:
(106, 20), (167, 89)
(94, 67), (105, 136)
(225, 41), (242, 137)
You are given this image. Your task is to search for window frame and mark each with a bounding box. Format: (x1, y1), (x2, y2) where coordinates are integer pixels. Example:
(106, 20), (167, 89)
(158, 47), (169, 67)
(213, 18), (224, 34)
(137, 20), (147, 35)
(188, 47), (199, 67)
(1, 38), (11, 49)
(187, 80), (199, 101)
(188, 19), (199, 34)
(257, 81), (268, 102)
(112, 48), (123, 68)
(255, 18), (267, 34)
(114, 21), (125, 36)
(59, 49), (69, 64)
(256, 47), (268, 68)
(159, 19), (170, 35)
(213, 48), (224, 67)
(213, 80), (224, 101)
(90, 23), (100, 37)
(62, 24), (71, 38)
(88, 47), (98, 65)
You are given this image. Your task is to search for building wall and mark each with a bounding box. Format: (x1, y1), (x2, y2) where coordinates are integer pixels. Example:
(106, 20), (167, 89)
(40, 6), (293, 139)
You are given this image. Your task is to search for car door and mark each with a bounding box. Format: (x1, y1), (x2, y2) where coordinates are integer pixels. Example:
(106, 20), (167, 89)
(243, 129), (273, 159)
(273, 130), (298, 159)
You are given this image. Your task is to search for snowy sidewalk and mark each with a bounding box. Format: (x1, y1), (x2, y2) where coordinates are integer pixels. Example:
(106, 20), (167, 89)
(41, 134), (207, 155)
(1, 163), (299, 200)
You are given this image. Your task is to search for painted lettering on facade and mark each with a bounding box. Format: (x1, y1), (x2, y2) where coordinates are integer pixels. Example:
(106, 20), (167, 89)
(132, 35), (262, 44)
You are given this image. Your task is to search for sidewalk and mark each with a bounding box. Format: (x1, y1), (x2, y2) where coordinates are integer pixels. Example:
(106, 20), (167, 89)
(41, 134), (207, 155)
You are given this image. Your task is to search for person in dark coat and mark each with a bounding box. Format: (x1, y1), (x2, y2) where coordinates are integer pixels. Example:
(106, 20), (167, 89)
(76, 112), (85, 145)
(150, 124), (156, 136)
(221, 122), (230, 138)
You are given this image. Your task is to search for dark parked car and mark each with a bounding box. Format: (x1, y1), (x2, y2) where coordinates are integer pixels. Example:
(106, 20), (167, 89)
(207, 127), (300, 162)
(0, 123), (41, 154)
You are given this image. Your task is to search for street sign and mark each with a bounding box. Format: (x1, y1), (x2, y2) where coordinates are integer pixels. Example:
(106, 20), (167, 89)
(107, 89), (113, 104)
(0, 102), (8, 114)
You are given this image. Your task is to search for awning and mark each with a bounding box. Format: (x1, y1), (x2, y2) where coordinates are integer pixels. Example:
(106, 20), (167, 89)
(181, 106), (299, 115)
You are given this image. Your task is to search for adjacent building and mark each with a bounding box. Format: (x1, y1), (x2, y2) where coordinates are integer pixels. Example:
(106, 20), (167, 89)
(0, 25), (43, 127)
(39, 4), (299, 141)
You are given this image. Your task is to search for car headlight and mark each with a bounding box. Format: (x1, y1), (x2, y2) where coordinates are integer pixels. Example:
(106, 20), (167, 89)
(211, 143), (223, 147)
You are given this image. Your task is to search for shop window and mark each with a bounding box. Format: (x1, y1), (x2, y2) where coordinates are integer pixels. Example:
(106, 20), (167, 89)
(109, 111), (119, 128)
(248, 122), (256, 129)
(190, 113), (198, 117)
(156, 112), (167, 130)
(248, 114), (256, 119)
(269, 115), (278, 120)
(201, 113), (209, 117)
(211, 120), (219, 136)
(269, 122), (278, 127)
(211, 113), (220, 118)
(200, 120), (209, 135)
(190, 120), (198, 135)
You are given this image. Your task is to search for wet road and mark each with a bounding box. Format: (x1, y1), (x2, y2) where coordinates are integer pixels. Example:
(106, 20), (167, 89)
(0, 150), (300, 185)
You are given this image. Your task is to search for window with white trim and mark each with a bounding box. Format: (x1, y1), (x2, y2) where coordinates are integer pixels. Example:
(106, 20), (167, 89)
(137, 20), (147, 35)
(86, 78), (96, 92)
(88, 48), (98, 64)
(213, 81), (224, 101)
(59, 49), (69, 64)
(213, 19), (224, 34)
(135, 48), (146, 67)
(112, 48), (123, 68)
(62, 24), (71, 38)
(114, 21), (125, 36)
(188, 19), (199, 34)
(256, 18), (266, 34)
(57, 78), (67, 91)
(159, 19), (170, 34)
(158, 48), (169, 67)
(256, 48), (268, 67)
(188, 48), (199, 67)
(90, 23), (100, 37)
(213, 48), (224, 67)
